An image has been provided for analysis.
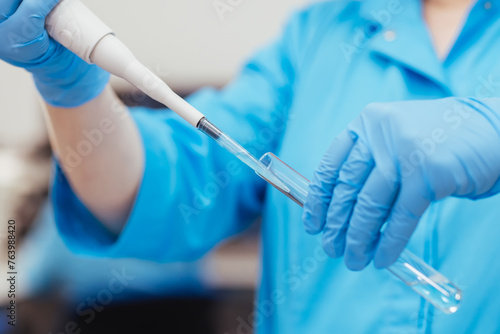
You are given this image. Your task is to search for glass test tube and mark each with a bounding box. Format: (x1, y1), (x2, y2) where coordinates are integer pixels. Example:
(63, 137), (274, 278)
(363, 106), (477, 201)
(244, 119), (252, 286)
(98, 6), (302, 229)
(255, 152), (462, 314)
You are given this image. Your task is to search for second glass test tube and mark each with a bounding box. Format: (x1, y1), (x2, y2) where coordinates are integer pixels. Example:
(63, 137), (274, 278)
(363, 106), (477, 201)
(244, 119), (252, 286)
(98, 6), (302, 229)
(255, 152), (462, 314)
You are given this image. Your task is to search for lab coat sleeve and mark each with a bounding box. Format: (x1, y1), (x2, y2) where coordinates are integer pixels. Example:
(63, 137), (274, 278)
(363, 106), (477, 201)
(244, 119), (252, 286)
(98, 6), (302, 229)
(51, 10), (312, 262)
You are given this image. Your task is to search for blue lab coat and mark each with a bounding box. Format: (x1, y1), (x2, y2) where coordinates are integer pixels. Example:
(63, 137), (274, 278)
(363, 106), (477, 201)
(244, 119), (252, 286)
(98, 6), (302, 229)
(53, 0), (500, 332)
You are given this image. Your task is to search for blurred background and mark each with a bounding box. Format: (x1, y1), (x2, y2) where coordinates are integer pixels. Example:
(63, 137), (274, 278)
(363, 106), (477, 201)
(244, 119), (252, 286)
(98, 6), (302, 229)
(0, 0), (317, 333)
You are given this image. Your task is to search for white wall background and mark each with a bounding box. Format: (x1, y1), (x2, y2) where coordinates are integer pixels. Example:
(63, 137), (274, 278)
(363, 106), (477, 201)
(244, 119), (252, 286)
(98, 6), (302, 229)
(0, 0), (318, 148)
(86, 0), (317, 90)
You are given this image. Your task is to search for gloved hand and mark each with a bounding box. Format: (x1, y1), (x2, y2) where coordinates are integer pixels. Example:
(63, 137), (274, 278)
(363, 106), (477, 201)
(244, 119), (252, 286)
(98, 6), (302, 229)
(303, 97), (500, 270)
(0, 0), (109, 107)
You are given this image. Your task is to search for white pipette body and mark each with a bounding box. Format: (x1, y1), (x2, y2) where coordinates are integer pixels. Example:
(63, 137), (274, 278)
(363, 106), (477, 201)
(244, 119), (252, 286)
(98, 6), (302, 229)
(45, 0), (204, 127)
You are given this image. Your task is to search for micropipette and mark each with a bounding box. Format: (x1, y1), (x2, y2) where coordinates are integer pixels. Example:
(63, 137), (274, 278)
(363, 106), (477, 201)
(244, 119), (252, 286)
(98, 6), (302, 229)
(46, 0), (462, 313)
(46, 0), (288, 189)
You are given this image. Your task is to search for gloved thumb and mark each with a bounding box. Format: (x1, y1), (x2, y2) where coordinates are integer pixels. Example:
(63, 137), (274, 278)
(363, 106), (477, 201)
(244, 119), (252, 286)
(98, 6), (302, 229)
(15, 0), (61, 21)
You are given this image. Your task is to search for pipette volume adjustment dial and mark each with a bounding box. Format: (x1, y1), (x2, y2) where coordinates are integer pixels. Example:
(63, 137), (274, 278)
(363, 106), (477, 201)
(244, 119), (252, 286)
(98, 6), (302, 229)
(46, 0), (114, 64)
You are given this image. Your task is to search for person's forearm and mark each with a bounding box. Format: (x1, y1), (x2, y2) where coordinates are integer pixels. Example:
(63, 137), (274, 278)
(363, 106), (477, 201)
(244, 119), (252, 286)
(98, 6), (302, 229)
(43, 85), (144, 234)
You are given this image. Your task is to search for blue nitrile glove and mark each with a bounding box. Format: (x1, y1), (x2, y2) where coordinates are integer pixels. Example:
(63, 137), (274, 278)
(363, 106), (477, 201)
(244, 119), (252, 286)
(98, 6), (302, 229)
(0, 0), (109, 107)
(303, 97), (500, 270)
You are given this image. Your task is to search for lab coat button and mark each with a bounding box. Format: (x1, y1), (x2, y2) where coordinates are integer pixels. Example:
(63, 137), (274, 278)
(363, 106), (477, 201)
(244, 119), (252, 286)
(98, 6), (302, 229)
(384, 30), (396, 42)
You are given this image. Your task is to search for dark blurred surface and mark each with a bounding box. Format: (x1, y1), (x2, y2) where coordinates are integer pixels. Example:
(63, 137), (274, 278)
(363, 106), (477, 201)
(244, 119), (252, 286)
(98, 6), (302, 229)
(5, 290), (254, 334)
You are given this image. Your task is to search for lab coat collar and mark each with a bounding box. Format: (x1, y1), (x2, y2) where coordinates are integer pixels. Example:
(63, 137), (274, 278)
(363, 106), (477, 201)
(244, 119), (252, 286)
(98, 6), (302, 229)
(445, 0), (500, 66)
(358, 0), (450, 92)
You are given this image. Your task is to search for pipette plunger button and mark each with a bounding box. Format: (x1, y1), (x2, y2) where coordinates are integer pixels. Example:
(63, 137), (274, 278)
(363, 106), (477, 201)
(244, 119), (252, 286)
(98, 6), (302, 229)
(59, 30), (74, 47)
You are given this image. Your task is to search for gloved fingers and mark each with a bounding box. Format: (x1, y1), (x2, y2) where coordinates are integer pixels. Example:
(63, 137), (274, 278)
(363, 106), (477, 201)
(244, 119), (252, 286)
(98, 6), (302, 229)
(373, 184), (430, 269)
(0, 0), (22, 23)
(322, 140), (374, 260)
(6, 0), (61, 57)
(14, 0), (60, 22)
(344, 166), (399, 271)
(303, 130), (356, 235)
